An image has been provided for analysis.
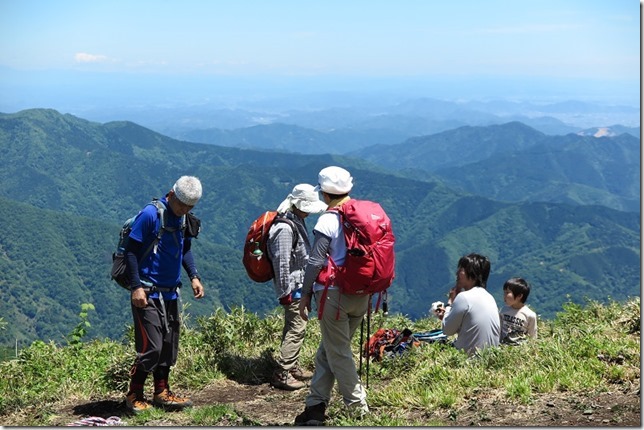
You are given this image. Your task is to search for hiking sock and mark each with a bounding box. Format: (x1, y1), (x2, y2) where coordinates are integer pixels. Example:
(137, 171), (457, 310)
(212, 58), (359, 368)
(128, 368), (149, 395)
(154, 379), (168, 395)
(153, 366), (170, 394)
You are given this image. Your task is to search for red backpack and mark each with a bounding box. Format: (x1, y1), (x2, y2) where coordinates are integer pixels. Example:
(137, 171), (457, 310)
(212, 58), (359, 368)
(242, 211), (297, 283)
(316, 199), (395, 316)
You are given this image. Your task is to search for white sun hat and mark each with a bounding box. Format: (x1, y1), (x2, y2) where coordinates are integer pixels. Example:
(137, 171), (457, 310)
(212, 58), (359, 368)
(277, 183), (328, 214)
(315, 166), (353, 195)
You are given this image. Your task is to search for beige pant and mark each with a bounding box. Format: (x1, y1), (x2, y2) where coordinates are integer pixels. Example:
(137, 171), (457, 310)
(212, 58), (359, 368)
(277, 299), (308, 371)
(305, 288), (369, 413)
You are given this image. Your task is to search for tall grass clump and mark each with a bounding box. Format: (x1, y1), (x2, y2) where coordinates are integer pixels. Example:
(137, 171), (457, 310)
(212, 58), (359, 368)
(0, 337), (131, 417)
(195, 305), (321, 385)
(0, 297), (638, 426)
(351, 297), (639, 427)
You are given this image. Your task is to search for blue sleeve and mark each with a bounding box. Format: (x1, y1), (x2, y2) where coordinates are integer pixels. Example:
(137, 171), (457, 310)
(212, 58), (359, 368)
(124, 238), (143, 290)
(182, 239), (199, 279)
(128, 205), (157, 243)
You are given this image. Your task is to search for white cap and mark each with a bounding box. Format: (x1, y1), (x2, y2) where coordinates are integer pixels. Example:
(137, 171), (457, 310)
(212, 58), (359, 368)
(315, 166), (353, 195)
(277, 183), (328, 214)
(172, 176), (202, 206)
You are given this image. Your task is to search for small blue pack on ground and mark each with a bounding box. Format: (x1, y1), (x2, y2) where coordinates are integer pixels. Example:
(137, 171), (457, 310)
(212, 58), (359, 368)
(413, 329), (448, 344)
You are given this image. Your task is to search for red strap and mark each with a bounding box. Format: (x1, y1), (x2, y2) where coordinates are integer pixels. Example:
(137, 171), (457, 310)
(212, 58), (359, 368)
(317, 207), (345, 320)
(317, 280), (331, 320)
(373, 292), (381, 313)
(318, 256), (346, 321)
(317, 256), (338, 320)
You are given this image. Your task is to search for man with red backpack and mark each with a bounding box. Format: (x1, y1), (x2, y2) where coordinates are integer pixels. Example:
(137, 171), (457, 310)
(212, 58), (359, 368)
(295, 166), (373, 425)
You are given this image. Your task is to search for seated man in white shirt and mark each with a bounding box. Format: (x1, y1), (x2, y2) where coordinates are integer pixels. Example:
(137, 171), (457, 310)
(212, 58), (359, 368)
(435, 253), (500, 356)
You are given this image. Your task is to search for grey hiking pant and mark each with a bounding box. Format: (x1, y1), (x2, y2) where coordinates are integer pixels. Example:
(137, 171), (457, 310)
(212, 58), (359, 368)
(276, 299), (308, 372)
(305, 288), (369, 413)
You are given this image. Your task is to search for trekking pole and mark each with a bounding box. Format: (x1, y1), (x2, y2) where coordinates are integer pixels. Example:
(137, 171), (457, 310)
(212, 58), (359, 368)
(359, 315), (364, 381)
(365, 300), (372, 389)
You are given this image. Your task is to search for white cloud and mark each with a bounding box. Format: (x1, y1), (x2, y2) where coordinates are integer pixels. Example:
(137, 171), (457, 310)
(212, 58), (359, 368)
(74, 52), (109, 63)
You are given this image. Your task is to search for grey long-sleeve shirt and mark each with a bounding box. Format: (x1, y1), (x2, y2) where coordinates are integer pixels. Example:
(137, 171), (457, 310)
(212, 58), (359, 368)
(267, 212), (311, 299)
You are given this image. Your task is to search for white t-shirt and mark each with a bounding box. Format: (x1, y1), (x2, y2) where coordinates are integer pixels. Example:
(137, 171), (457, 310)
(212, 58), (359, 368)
(442, 286), (500, 356)
(311, 211), (347, 293)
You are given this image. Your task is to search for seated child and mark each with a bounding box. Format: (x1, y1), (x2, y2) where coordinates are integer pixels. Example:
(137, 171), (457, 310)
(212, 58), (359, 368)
(499, 277), (537, 345)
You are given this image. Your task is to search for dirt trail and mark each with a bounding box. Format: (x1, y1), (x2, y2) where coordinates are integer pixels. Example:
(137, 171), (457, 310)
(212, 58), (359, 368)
(6, 378), (640, 426)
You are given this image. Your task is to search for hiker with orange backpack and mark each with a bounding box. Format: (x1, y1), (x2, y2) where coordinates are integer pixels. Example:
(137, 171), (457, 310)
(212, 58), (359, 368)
(268, 184), (327, 391)
(295, 166), (396, 425)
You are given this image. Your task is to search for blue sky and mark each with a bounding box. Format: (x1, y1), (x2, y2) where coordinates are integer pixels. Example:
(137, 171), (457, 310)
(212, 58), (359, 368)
(0, 0), (640, 108)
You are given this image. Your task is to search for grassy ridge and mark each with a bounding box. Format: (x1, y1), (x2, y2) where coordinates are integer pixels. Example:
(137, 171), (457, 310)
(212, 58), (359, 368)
(0, 298), (639, 426)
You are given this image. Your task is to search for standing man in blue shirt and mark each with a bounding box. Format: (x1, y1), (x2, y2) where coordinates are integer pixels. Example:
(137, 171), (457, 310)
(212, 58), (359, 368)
(124, 176), (205, 413)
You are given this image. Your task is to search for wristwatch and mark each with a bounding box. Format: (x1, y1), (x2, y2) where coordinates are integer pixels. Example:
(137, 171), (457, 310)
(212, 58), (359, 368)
(190, 274), (201, 281)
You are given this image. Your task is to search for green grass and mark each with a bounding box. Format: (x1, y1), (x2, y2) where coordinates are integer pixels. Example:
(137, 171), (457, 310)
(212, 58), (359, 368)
(0, 297), (639, 426)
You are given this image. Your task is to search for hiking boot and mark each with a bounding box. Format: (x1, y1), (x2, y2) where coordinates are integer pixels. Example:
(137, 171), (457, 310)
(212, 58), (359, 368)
(152, 388), (194, 410)
(294, 403), (326, 426)
(290, 365), (314, 381)
(271, 370), (306, 391)
(125, 391), (153, 414)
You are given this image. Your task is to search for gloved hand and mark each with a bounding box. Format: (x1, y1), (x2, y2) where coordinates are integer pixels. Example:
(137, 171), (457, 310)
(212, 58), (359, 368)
(279, 294), (293, 306)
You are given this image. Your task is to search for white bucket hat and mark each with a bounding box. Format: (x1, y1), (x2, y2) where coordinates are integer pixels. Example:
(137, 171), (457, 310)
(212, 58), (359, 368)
(315, 166), (353, 195)
(277, 184), (328, 214)
(173, 176), (202, 206)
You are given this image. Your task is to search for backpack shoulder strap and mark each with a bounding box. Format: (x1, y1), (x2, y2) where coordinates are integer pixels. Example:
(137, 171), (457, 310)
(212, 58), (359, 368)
(145, 198), (185, 258)
(150, 198), (186, 236)
(273, 215), (299, 250)
(137, 199), (166, 259)
(150, 199), (166, 239)
(325, 201), (351, 223)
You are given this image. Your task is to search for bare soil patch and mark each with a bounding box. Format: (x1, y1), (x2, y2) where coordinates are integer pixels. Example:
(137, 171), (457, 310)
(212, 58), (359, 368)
(5, 379), (639, 426)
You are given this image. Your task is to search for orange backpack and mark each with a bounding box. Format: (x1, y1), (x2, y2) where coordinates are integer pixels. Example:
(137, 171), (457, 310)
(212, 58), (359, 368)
(242, 211), (297, 283)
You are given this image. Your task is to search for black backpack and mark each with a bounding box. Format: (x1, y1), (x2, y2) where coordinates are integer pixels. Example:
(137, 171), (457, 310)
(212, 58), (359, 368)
(110, 198), (201, 290)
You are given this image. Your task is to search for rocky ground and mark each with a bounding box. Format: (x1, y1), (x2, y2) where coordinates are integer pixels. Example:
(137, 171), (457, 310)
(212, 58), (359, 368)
(5, 378), (639, 427)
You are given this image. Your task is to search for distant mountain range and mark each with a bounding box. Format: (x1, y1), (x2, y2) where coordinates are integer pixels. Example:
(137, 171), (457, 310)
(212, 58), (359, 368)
(0, 108), (639, 345)
(98, 97), (638, 155)
(351, 121), (640, 212)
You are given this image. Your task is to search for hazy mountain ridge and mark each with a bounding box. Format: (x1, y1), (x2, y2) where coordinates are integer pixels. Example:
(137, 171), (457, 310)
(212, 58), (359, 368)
(0, 108), (639, 345)
(174, 122), (412, 155)
(92, 97), (638, 155)
(353, 122), (640, 212)
(432, 132), (640, 212)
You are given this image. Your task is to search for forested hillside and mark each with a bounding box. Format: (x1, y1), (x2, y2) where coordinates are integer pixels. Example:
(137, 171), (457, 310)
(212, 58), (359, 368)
(0, 109), (639, 345)
(352, 122), (640, 212)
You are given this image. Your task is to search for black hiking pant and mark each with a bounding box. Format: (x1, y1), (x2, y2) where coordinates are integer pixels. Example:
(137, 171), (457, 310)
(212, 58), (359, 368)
(131, 297), (180, 373)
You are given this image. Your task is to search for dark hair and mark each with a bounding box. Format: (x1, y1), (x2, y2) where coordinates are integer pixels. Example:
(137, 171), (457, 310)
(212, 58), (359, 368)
(457, 253), (491, 289)
(503, 277), (530, 303)
(322, 191), (349, 200)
